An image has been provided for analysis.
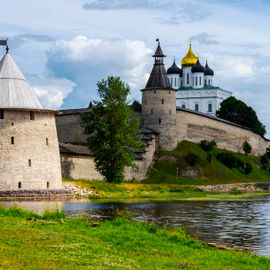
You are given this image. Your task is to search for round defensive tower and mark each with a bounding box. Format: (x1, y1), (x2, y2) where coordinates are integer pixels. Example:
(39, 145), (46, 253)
(0, 48), (62, 191)
(141, 40), (177, 151)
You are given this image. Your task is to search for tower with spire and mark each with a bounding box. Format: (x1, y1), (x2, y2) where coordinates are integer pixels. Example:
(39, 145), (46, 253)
(0, 46), (62, 192)
(141, 40), (177, 151)
(167, 41), (231, 115)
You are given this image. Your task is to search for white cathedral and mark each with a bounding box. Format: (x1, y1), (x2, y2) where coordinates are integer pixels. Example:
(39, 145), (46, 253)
(167, 43), (232, 115)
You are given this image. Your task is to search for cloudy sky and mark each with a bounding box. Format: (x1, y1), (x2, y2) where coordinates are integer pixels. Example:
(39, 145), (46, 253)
(1, 0), (270, 134)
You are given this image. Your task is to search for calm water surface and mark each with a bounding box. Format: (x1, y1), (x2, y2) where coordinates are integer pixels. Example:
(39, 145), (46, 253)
(2, 195), (270, 256)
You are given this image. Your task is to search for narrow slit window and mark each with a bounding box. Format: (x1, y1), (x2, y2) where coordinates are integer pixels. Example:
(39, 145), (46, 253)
(174, 78), (176, 86)
(151, 109), (153, 115)
(162, 99), (164, 104)
(46, 138), (49, 145)
(159, 119), (161, 125)
(0, 110), (4, 119)
(195, 104), (199, 112)
(30, 111), (35, 120)
(47, 182), (50, 189)
(208, 104), (212, 112)
(169, 109), (171, 115)
(11, 137), (14, 144)
(199, 77), (201, 85)
(196, 77), (198, 86)
(18, 182), (22, 189)
(187, 73), (189, 84)
(28, 159), (32, 167)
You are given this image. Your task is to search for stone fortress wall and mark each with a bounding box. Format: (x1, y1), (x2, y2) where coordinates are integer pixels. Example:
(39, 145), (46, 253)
(57, 106), (270, 180)
(0, 110), (62, 191)
(176, 108), (270, 156)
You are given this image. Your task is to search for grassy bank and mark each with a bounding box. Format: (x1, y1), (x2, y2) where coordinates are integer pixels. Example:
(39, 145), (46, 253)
(0, 206), (269, 269)
(144, 140), (270, 185)
(64, 179), (270, 201)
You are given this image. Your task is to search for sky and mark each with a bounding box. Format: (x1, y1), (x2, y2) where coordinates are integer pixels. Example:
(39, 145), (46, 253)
(1, 0), (270, 134)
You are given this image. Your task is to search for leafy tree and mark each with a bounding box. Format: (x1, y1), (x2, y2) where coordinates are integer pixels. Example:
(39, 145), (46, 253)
(81, 76), (145, 183)
(242, 141), (252, 156)
(216, 97), (266, 136)
(266, 147), (270, 159)
(185, 153), (200, 166)
(199, 140), (217, 152)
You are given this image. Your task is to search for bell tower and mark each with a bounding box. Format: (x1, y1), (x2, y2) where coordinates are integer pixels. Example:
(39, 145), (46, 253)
(141, 39), (177, 151)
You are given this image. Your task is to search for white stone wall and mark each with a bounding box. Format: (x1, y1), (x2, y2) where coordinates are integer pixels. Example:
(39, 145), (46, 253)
(167, 74), (180, 89)
(192, 72), (204, 89)
(176, 88), (232, 115)
(0, 110), (62, 191)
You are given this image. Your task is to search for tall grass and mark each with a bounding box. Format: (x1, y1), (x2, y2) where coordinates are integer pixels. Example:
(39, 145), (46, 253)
(0, 206), (65, 220)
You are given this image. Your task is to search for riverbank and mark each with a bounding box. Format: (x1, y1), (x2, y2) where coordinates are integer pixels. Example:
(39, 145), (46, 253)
(0, 206), (269, 269)
(63, 179), (270, 201)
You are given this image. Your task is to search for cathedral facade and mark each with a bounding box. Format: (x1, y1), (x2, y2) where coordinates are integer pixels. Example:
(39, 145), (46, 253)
(167, 43), (232, 115)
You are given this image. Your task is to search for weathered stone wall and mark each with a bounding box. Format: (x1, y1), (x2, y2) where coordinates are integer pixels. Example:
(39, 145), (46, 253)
(56, 114), (87, 143)
(176, 109), (270, 156)
(0, 110), (62, 191)
(61, 135), (156, 180)
(142, 89), (177, 150)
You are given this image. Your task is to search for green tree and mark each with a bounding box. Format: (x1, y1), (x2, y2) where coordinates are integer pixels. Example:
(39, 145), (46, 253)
(81, 76), (145, 183)
(242, 141), (252, 156)
(216, 97), (266, 136)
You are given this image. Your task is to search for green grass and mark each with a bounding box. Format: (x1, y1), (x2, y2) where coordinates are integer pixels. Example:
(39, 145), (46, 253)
(0, 207), (269, 269)
(143, 140), (270, 185)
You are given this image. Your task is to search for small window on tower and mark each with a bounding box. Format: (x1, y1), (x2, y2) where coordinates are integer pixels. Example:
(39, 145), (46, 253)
(187, 73), (189, 84)
(154, 90), (156, 94)
(205, 79), (207, 85)
(18, 182), (22, 189)
(46, 138), (49, 145)
(195, 104), (199, 112)
(199, 77), (201, 85)
(162, 99), (164, 104)
(0, 110), (4, 119)
(11, 137), (14, 144)
(175, 78), (176, 86)
(208, 103), (212, 112)
(30, 111), (34, 120)
(159, 119), (161, 125)
(151, 109), (153, 115)
(47, 182), (50, 189)
(208, 79), (211, 85)
(196, 77), (198, 86)
(169, 109), (171, 115)
(28, 159), (32, 167)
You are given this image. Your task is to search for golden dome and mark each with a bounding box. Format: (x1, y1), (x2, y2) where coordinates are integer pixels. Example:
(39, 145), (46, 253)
(181, 43), (198, 67)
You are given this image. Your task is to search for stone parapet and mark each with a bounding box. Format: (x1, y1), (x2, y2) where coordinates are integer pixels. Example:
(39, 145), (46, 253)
(0, 189), (72, 198)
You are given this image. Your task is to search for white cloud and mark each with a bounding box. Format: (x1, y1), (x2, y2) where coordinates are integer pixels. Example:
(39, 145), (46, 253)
(27, 75), (76, 109)
(46, 36), (153, 107)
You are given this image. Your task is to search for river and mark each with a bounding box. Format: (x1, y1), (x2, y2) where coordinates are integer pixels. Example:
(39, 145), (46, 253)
(1, 195), (270, 257)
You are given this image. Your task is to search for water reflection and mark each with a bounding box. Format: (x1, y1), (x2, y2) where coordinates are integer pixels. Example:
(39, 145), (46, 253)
(1, 195), (270, 256)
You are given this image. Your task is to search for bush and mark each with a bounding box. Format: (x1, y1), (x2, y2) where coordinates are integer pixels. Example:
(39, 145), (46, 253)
(216, 152), (237, 168)
(244, 162), (253, 175)
(199, 140), (217, 152)
(266, 147), (270, 159)
(242, 141), (252, 156)
(260, 154), (269, 167)
(185, 153), (200, 166)
(206, 153), (212, 163)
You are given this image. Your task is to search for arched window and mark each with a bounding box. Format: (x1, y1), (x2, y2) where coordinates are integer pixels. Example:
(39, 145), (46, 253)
(181, 80), (183, 87)
(195, 77), (198, 86)
(199, 77), (201, 85)
(208, 103), (212, 112)
(18, 182), (22, 189)
(47, 182), (50, 189)
(182, 104), (186, 108)
(187, 73), (189, 84)
(195, 104), (199, 112)
(171, 78), (173, 86)
(175, 78), (176, 86)
(208, 79), (210, 85)
(205, 79), (207, 85)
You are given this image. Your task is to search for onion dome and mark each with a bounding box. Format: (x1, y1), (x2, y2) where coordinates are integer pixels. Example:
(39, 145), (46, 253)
(181, 42), (198, 67)
(191, 59), (205, 73)
(167, 60), (181, 75)
(204, 61), (214, 76)
(0, 50), (42, 109)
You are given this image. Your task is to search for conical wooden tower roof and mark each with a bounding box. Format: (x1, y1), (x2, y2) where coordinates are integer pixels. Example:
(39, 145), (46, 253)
(0, 51), (42, 109)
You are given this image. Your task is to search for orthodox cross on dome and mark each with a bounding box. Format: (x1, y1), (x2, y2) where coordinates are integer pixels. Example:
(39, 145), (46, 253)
(0, 39), (9, 53)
